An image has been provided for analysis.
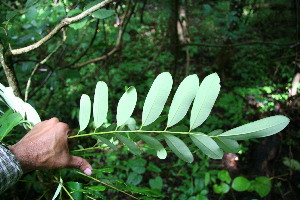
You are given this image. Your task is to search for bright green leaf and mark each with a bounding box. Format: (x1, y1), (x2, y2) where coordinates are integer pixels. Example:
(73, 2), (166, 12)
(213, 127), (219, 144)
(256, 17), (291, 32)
(66, 182), (83, 200)
(163, 133), (193, 163)
(167, 74), (199, 127)
(219, 116), (290, 140)
(142, 72), (173, 127)
(137, 133), (167, 159)
(190, 73), (220, 130)
(213, 183), (230, 194)
(253, 176), (271, 197)
(93, 81), (108, 128)
(116, 86), (137, 127)
(115, 133), (141, 155)
(218, 170), (231, 184)
(0, 110), (22, 140)
(190, 133), (223, 159)
(79, 94), (91, 131)
(232, 177), (250, 192)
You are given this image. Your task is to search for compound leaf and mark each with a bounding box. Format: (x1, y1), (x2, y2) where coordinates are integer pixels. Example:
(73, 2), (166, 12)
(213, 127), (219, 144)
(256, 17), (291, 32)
(219, 115), (290, 140)
(117, 86), (137, 127)
(142, 72), (172, 127)
(190, 73), (220, 130)
(167, 74), (199, 128)
(163, 133), (193, 163)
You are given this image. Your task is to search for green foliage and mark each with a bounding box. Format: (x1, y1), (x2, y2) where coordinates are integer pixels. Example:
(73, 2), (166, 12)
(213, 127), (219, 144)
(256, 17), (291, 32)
(0, 0), (296, 199)
(0, 110), (23, 141)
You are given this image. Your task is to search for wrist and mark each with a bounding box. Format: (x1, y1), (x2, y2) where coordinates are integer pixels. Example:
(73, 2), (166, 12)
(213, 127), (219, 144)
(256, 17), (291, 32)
(7, 144), (32, 173)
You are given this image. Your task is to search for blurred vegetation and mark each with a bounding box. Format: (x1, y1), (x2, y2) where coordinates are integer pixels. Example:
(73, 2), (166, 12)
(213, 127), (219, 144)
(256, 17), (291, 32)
(0, 0), (299, 199)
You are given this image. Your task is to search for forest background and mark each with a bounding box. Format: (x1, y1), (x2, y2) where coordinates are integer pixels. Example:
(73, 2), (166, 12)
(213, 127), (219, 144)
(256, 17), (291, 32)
(0, 0), (299, 199)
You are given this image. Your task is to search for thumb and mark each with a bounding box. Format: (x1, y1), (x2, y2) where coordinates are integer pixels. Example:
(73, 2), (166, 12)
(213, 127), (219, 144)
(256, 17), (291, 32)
(68, 155), (93, 176)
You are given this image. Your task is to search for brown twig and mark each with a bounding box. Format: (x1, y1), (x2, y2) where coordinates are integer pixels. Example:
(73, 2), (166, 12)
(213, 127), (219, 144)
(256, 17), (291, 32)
(8, 0), (115, 55)
(0, 44), (21, 97)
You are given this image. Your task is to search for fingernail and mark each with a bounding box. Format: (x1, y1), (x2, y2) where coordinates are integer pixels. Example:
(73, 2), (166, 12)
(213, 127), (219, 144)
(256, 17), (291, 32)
(84, 168), (92, 176)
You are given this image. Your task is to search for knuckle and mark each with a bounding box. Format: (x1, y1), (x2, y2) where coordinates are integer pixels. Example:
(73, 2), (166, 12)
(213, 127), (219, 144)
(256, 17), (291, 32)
(56, 122), (70, 131)
(49, 117), (59, 123)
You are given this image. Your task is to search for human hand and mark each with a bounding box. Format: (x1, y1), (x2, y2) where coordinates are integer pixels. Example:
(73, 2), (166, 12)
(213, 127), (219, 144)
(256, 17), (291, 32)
(8, 117), (92, 175)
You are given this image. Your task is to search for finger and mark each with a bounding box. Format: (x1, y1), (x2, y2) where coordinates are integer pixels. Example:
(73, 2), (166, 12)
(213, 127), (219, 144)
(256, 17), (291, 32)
(48, 117), (60, 125)
(68, 156), (93, 176)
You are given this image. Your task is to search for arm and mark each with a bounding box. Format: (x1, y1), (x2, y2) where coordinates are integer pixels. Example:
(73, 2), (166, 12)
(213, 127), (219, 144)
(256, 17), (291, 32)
(1, 117), (92, 193)
(0, 143), (22, 193)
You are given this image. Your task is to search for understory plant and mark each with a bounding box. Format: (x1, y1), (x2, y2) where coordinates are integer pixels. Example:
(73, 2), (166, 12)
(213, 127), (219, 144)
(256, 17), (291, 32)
(0, 72), (290, 199)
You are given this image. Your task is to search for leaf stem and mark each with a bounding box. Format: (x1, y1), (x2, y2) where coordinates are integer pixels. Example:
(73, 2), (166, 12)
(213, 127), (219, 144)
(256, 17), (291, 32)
(69, 130), (208, 139)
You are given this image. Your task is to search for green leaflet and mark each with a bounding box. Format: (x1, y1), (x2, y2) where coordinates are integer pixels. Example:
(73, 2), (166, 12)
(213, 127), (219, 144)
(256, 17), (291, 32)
(137, 133), (167, 159)
(142, 72), (173, 127)
(213, 137), (240, 153)
(208, 130), (240, 153)
(163, 133), (193, 163)
(167, 74), (199, 128)
(126, 117), (136, 131)
(116, 86), (137, 127)
(190, 133), (223, 159)
(115, 133), (141, 155)
(97, 136), (118, 151)
(219, 115), (290, 140)
(93, 81), (108, 128)
(79, 94), (91, 131)
(190, 73), (220, 131)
